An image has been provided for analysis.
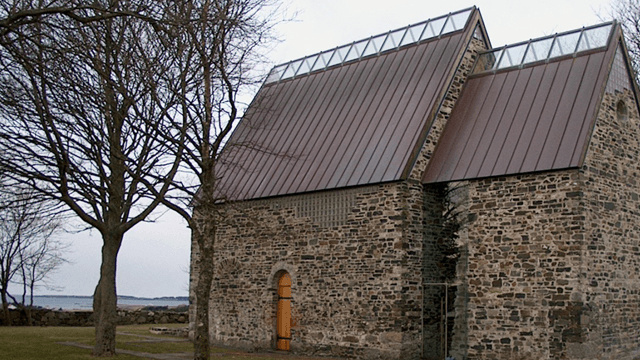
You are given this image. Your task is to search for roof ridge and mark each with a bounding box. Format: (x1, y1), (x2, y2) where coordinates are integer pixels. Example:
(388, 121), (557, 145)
(264, 7), (476, 85)
(472, 21), (615, 75)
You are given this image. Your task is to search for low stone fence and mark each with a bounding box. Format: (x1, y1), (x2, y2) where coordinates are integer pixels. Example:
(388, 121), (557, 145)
(6, 308), (188, 327)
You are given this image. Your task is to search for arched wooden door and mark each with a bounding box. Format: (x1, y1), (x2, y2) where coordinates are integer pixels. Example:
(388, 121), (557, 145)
(277, 272), (292, 350)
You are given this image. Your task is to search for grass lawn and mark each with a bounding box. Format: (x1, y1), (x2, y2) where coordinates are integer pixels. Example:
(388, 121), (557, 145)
(0, 326), (142, 360)
(0, 324), (338, 359)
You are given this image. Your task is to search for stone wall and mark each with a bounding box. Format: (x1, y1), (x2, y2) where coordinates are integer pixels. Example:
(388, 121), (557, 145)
(205, 182), (421, 359)
(5, 308), (188, 327)
(450, 170), (585, 360)
(579, 84), (640, 360)
(449, 48), (640, 359)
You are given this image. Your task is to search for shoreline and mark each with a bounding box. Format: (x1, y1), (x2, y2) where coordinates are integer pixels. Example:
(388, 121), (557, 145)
(29, 295), (188, 311)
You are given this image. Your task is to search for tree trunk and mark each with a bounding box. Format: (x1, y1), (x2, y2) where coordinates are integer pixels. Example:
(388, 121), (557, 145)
(93, 233), (123, 356)
(0, 290), (10, 326)
(28, 283), (34, 326)
(193, 229), (215, 360)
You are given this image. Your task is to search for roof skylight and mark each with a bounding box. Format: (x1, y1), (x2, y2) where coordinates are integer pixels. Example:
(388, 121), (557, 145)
(265, 8), (474, 84)
(472, 22), (613, 75)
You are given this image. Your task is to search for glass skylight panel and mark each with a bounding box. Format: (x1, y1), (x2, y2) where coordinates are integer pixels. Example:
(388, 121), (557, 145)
(473, 27), (485, 41)
(379, 34), (395, 52)
(447, 10), (472, 32)
(379, 29), (405, 52)
(399, 30), (414, 47)
(282, 59), (303, 79)
(402, 23), (426, 46)
(428, 17), (447, 37)
(336, 45), (351, 61)
(576, 32), (590, 52)
(297, 56), (315, 75)
(390, 29), (406, 46)
(362, 35), (385, 57)
(549, 31), (581, 58)
(421, 21), (437, 40)
(490, 49), (505, 70)
(497, 43), (528, 68)
(265, 65), (285, 83)
(473, 50), (501, 74)
(577, 24), (611, 52)
(344, 40), (368, 62)
(311, 52), (330, 71)
(441, 17), (456, 35)
(522, 37), (553, 63)
(264, 8), (473, 84)
(327, 45), (349, 67)
(354, 39), (369, 55)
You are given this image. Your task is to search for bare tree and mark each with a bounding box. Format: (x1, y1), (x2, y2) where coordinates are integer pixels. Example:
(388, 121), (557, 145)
(0, 1), (159, 35)
(0, 186), (64, 325)
(146, 1), (280, 358)
(15, 227), (69, 325)
(0, 1), (185, 355)
(605, 0), (640, 83)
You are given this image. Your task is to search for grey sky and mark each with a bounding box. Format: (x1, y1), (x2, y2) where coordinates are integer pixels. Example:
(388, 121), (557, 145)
(28, 0), (613, 298)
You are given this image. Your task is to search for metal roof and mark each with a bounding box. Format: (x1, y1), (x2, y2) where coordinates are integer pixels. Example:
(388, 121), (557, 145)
(215, 9), (480, 201)
(423, 24), (622, 184)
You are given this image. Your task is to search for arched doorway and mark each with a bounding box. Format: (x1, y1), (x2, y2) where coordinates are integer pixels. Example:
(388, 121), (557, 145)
(277, 272), (292, 350)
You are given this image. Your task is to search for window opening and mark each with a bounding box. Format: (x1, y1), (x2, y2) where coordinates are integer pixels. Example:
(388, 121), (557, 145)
(617, 100), (628, 124)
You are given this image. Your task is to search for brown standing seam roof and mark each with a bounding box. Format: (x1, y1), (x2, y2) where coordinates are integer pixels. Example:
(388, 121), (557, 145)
(422, 27), (621, 184)
(215, 10), (478, 201)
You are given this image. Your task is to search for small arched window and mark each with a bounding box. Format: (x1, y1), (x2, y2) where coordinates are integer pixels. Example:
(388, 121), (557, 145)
(616, 100), (628, 124)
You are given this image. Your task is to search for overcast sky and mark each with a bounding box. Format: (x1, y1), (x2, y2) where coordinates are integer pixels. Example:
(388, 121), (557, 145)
(26, 0), (615, 298)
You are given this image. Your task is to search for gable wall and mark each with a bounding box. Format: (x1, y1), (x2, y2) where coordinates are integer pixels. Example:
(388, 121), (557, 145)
(444, 46), (640, 360)
(578, 78), (640, 358)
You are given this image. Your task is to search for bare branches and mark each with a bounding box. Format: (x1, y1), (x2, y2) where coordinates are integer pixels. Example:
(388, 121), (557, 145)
(604, 0), (640, 84)
(0, 1), (186, 353)
(0, 184), (66, 325)
(145, 1), (282, 359)
(0, 1), (162, 40)
(0, 2), (184, 235)
(0, 0), (281, 354)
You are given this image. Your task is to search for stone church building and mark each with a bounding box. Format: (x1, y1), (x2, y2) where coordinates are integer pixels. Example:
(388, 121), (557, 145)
(190, 6), (640, 360)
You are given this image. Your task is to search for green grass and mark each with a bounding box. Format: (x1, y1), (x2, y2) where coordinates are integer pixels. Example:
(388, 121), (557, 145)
(0, 326), (141, 360)
(117, 323), (186, 337)
(0, 324), (336, 359)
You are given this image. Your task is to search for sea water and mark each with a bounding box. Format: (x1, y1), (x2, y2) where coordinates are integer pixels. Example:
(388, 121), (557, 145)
(30, 296), (187, 310)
